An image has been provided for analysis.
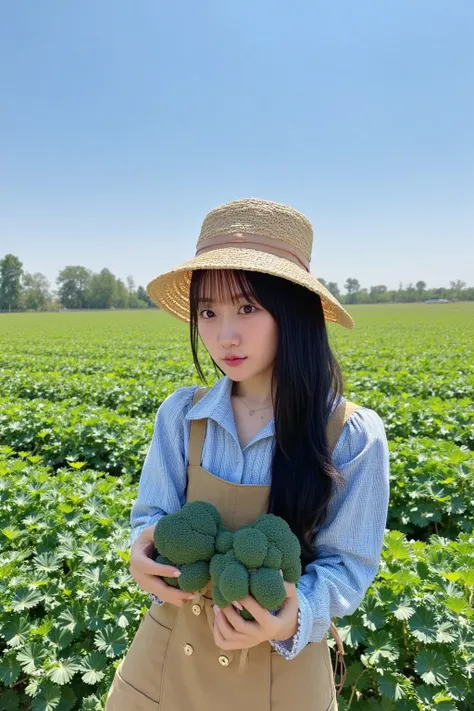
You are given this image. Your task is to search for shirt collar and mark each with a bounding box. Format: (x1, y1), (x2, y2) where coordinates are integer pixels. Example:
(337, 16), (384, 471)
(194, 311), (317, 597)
(185, 375), (276, 449)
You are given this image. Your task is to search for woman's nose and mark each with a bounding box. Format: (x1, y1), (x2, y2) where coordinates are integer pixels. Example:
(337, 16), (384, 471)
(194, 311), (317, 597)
(219, 324), (240, 346)
(220, 334), (239, 346)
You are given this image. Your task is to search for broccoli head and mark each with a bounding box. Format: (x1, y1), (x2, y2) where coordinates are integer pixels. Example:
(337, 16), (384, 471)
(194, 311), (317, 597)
(154, 554), (210, 593)
(215, 526), (234, 553)
(252, 514), (302, 583)
(233, 528), (268, 568)
(154, 501), (221, 565)
(208, 513), (302, 620)
(250, 568), (286, 609)
(153, 501), (224, 594)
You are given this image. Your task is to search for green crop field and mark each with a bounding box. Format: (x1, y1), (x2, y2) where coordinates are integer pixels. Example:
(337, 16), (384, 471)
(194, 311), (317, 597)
(1, 303), (473, 710)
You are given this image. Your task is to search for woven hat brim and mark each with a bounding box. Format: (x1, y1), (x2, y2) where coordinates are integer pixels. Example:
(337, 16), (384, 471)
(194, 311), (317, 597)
(146, 247), (354, 330)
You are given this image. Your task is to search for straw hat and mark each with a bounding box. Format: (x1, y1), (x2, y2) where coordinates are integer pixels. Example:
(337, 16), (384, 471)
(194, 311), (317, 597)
(146, 198), (354, 330)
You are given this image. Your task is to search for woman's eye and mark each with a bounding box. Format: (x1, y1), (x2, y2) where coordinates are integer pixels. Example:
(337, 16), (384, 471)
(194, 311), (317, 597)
(199, 304), (256, 320)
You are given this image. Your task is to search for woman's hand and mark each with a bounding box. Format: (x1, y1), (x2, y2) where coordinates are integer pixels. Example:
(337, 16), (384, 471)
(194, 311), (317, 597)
(213, 578), (299, 650)
(129, 525), (195, 608)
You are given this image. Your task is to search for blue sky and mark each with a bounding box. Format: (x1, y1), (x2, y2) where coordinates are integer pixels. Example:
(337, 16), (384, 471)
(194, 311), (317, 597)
(0, 1), (472, 293)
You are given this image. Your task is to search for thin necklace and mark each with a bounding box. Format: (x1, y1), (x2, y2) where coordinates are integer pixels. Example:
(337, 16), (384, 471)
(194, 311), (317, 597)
(237, 396), (273, 417)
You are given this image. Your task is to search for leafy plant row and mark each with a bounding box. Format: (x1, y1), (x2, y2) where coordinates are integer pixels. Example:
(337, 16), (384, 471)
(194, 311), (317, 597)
(1, 390), (473, 487)
(387, 437), (474, 539)
(1, 366), (473, 416)
(0, 398), (152, 477)
(0, 352), (195, 381)
(0, 370), (175, 417)
(346, 371), (473, 401)
(0, 344), (197, 380)
(347, 393), (474, 451)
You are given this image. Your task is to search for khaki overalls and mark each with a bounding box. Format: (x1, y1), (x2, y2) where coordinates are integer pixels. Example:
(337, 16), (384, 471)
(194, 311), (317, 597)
(106, 388), (360, 711)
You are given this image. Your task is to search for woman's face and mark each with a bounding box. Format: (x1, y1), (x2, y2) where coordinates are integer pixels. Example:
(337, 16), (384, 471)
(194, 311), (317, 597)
(197, 293), (278, 382)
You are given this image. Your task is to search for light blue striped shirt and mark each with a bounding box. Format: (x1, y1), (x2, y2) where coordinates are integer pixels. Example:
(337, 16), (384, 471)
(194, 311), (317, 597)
(130, 374), (390, 660)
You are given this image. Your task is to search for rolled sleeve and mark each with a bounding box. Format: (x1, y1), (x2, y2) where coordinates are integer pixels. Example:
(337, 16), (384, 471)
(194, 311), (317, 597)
(270, 407), (390, 660)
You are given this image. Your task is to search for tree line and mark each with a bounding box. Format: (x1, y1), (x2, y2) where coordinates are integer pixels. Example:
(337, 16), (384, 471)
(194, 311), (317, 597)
(0, 253), (472, 313)
(0, 255), (152, 312)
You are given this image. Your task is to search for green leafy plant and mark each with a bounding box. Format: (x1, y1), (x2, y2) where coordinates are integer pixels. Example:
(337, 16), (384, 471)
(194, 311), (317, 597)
(0, 447), (147, 709)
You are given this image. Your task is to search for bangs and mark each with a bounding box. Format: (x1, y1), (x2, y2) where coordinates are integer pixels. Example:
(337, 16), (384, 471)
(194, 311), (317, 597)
(191, 269), (260, 308)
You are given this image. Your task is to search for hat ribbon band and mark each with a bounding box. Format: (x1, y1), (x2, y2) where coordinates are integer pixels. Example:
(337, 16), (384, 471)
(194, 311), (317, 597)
(195, 232), (310, 272)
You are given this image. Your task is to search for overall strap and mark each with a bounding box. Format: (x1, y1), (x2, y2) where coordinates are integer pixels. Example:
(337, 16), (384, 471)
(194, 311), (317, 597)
(188, 387), (211, 467)
(327, 399), (361, 456)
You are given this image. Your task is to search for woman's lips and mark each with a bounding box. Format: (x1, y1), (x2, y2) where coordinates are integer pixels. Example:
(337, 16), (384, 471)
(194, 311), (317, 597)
(223, 357), (247, 366)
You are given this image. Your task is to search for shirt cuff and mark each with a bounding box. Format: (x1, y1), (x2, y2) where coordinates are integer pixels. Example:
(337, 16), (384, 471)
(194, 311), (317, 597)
(269, 587), (313, 660)
(148, 592), (165, 606)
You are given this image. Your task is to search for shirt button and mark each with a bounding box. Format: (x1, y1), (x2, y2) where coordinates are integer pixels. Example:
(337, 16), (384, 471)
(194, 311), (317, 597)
(184, 644), (194, 656)
(192, 604), (202, 616)
(218, 655), (230, 667)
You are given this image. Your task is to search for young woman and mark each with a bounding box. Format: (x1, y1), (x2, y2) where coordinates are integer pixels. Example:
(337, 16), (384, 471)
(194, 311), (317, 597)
(106, 198), (390, 711)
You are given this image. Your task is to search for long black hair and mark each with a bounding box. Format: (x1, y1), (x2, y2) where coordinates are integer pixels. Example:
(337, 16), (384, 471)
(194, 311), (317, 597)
(189, 268), (345, 568)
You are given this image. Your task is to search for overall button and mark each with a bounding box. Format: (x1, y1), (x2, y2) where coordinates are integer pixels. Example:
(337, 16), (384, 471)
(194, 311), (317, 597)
(184, 644), (194, 656)
(192, 604), (202, 616)
(218, 655), (230, 667)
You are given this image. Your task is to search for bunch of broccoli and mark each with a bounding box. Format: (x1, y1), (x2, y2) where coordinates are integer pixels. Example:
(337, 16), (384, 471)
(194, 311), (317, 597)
(153, 502), (301, 620)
